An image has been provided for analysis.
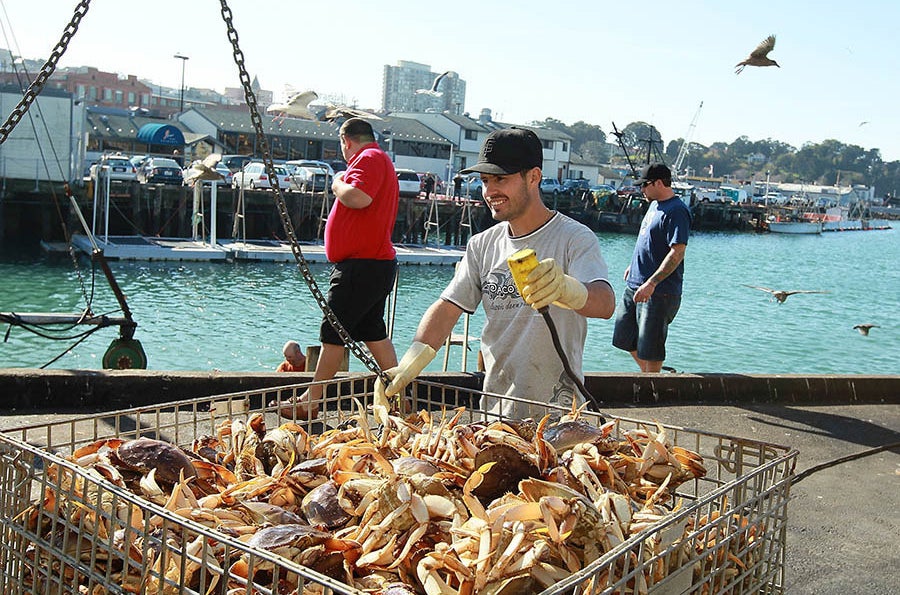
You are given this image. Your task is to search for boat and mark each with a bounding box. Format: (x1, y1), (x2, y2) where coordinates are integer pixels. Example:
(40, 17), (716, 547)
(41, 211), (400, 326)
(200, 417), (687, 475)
(767, 218), (823, 234)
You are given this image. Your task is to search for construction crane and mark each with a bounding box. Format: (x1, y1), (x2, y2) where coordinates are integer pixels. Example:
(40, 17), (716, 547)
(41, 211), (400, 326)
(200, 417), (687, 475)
(673, 101), (703, 178)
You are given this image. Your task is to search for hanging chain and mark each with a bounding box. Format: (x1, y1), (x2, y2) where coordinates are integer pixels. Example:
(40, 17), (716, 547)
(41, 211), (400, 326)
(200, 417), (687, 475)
(218, 0), (389, 384)
(0, 0), (91, 145)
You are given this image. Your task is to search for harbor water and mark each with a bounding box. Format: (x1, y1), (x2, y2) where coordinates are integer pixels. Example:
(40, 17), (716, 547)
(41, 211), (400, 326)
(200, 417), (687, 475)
(2, 227), (898, 375)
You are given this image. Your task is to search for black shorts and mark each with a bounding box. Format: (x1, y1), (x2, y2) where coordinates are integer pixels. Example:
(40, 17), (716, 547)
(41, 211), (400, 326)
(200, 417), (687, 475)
(612, 285), (681, 362)
(320, 259), (397, 345)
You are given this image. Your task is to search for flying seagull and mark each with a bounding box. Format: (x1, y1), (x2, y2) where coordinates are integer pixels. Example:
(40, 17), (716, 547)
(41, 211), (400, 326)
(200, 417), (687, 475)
(853, 323), (879, 336)
(735, 35), (779, 74)
(322, 104), (383, 122)
(415, 70), (450, 97)
(859, 121), (870, 127)
(743, 285), (829, 303)
(183, 153), (224, 187)
(266, 90), (319, 122)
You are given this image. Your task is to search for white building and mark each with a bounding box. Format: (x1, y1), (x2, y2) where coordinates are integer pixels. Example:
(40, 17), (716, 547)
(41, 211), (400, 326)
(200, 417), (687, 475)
(0, 85), (84, 183)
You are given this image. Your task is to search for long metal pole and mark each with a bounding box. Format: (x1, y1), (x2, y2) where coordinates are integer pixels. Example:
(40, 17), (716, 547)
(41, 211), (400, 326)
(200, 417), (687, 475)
(103, 166), (110, 243)
(209, 181), (217, 246)
(173, 54), (189, 112)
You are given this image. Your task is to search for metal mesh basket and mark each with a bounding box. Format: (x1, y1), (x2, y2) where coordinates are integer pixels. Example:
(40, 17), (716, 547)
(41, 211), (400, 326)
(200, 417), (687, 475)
(0, 376), (797, 594)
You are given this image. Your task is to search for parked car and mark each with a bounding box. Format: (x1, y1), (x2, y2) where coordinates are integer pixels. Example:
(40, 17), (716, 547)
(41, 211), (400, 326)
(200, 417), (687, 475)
(137, 157), (183, 185)
(396, 169), (421, 197)
(129, 154), (149, 170)
(213, 163), (234, 186)
(462, 175), (483, 198)
(220, 154), (254, 173)
(560, 178), (592, 197)
(539, 177), (564, 196)
(90, 155), (138, 182)
(327, 160), (347, 174)
(232, 162), (292, 191)
(288, 164), (329, 193)
(286, 159), (334, 176)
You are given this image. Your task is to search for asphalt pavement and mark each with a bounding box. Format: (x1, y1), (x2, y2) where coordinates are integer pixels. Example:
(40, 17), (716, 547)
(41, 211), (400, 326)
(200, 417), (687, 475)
(0, 402), (896, 594)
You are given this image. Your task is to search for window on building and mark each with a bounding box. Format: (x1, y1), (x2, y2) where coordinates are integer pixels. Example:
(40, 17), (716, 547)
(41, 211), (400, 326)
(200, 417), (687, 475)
(541, 140), (553, 150)
(88, 86), (97, 100)
(464, 129), (477, 140)
(103, 88), (112, 101)
(76, 84), (85, 98)
(562, 142), (568, 152)
(128, 92), (135, 104)
(269, 135), (288, 160)
(115, 90), (123, 104)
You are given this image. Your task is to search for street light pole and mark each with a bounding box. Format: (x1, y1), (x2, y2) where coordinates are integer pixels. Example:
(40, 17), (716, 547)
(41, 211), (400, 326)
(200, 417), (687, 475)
(173, 53), (189, 112)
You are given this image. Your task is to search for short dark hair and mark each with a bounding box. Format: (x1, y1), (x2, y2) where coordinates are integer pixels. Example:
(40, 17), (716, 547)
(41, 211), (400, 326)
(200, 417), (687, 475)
(339, 118), (375, 143)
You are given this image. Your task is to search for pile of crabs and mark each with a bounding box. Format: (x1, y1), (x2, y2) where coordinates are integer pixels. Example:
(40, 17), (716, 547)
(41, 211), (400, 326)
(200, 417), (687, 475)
(24, 404), (721, 594)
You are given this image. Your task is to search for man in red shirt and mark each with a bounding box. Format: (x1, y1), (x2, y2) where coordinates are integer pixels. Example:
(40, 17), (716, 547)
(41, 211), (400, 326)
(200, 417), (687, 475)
(281, 118), (399, 418)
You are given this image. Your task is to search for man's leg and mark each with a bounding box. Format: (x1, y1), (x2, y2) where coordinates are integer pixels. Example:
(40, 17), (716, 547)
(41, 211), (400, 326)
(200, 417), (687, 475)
(365, 338), (398, 370)
(630, 353), (663, 373)
(634, 294), (679, 374)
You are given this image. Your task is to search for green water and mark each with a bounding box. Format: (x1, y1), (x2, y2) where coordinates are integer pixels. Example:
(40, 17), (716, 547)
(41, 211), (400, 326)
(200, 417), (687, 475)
(2, 227), (898, 375)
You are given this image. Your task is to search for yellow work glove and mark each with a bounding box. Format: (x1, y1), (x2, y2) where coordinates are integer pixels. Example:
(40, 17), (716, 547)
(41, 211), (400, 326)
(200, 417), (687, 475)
(377, 341), (437, 400)
(522, 258), (588, 310)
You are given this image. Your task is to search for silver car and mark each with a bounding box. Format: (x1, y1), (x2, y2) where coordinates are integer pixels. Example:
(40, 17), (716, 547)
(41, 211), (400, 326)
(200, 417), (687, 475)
(90, 155), (138, 182)
(232, 162), (292, 191)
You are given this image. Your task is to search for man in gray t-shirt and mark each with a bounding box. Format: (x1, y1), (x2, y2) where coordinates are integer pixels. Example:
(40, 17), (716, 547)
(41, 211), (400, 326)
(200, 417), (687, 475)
(378, 128), (616, 419)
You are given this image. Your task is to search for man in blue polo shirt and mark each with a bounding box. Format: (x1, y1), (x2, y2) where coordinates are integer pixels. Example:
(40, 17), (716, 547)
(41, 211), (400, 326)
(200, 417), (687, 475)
(612, 163), (691, 373)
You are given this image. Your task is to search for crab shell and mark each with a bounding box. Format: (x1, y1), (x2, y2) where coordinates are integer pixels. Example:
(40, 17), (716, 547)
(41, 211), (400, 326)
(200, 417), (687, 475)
(112, 437), (197, 485)
(302, 480), (351, 529)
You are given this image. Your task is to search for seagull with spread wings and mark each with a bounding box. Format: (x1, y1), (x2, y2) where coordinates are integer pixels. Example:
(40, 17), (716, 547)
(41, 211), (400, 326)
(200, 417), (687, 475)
(322, 104), (383, 122)
(183, 153), (224, 187)
(743, 285), (829, 303)
(266, 90), (319, 122)
(735, 35), (779, 74)
(415, 70), (450, 97)
(853, 323), (879, 336)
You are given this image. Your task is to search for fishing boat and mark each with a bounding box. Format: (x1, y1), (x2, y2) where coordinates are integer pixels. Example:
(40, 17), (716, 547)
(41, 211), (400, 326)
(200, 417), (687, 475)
(767, 218), (823, 234)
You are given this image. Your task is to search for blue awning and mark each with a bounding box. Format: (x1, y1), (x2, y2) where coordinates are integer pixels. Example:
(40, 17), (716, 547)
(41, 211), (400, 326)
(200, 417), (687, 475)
(136, 123), (185, 146)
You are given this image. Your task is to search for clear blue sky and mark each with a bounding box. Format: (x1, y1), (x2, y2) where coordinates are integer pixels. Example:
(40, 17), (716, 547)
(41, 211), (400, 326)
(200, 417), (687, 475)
(4, 0), (898, 161)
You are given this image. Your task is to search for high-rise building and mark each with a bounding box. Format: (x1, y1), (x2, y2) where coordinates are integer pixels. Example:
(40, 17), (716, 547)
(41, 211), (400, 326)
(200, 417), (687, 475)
(382, 60), (465, 114)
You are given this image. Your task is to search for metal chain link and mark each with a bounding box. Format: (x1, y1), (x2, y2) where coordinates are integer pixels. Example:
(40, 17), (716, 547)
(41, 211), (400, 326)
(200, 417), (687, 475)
(0, 0), (91, 145)
(218, 0), (389, 385)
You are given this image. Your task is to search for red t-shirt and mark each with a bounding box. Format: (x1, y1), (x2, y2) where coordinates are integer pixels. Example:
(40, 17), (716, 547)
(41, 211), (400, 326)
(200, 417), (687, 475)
(324, 143), (399, 262)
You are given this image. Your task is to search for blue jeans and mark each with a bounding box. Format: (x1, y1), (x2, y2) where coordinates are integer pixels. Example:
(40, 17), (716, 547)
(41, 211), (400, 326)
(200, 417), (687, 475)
(612, 285), (681, 362)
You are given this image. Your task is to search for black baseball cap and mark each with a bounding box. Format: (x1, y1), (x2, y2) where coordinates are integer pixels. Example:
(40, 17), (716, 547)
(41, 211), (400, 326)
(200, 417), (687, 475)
(635, 163), (672, 185)
(460, 127), (543, 175)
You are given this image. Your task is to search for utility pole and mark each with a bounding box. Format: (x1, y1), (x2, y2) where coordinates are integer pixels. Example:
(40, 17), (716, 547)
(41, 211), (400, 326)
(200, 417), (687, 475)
(173, 53), (189, 112)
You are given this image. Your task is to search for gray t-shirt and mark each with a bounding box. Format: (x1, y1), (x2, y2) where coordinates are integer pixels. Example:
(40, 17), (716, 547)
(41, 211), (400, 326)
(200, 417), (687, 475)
(440, 212), (610, 419)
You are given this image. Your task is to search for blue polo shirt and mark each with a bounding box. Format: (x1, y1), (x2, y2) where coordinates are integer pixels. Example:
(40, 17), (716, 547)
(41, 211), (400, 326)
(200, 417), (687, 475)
(625, 197), (691, 295)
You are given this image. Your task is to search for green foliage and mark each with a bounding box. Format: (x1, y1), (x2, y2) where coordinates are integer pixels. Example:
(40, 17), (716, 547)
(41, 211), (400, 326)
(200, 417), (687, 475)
(531, 117), (899, 196)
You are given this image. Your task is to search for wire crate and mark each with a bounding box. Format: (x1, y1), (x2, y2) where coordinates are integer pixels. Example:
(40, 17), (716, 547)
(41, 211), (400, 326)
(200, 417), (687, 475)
(0, 376), (797, 594)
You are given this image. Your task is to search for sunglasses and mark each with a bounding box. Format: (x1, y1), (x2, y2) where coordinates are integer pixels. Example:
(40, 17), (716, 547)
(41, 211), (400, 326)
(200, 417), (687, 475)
(641, 180), (656, 188)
